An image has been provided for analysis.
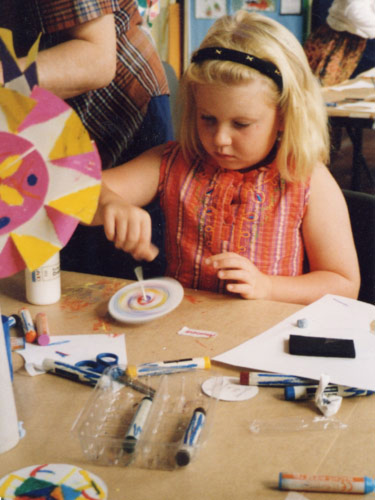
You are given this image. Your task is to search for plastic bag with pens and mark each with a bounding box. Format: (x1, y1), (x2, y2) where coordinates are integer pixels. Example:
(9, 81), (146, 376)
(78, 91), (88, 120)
(72, 367), (222, 470)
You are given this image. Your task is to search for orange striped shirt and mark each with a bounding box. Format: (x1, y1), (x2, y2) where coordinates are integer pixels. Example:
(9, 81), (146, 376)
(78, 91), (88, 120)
(158, 142), (310, 293)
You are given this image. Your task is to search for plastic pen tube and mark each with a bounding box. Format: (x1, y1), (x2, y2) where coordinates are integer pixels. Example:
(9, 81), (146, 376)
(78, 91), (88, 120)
(123, 396), (153, 454)
(279, 473), (375, 494)
(126, 357), (211, 378)
(285, 385), (375, 401)
(175, 407), (206, 467)
(240, 371), (317, 387)
(19, 307), (37, 343)
(42, 358), (101, 386)
(35, 312), (50, 346)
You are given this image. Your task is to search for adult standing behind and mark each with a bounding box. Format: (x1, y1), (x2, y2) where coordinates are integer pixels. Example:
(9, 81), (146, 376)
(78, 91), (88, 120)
(304, 0), (375, 86)
(1, 0), (174, 277)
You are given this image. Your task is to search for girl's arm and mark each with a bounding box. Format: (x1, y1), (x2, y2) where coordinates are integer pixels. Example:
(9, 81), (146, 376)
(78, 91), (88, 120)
(207, 164), (360, 305)
(91, 145), (165, 261)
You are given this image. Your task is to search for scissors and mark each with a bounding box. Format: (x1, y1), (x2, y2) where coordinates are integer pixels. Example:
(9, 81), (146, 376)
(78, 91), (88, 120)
(75, 352), (119, 374)
(75, 352), (155, 396)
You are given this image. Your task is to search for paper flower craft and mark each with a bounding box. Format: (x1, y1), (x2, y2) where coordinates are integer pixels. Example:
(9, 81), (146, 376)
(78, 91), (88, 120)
(0, 29), (101, 278)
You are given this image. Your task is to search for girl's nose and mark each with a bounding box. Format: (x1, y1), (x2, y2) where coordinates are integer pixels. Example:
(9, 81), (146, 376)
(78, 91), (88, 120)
(213, 125), (231, 147)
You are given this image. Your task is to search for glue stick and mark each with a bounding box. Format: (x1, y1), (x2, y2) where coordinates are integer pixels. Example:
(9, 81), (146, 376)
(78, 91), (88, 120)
(25, 252), (61, 305)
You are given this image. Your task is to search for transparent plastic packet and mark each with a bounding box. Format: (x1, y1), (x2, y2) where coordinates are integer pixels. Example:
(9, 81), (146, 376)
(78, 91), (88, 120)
(72, 367), (223, 470)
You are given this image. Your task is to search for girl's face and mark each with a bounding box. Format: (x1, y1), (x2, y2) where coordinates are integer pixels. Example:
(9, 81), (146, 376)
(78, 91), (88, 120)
(195, 80), (282, 170)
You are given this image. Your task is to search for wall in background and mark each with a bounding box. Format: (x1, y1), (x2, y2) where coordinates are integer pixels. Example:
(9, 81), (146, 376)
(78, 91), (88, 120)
(184, 0), (309, 68)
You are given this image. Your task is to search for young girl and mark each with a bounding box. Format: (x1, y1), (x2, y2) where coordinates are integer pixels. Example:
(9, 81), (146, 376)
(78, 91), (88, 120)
(92, 10), (360, 305)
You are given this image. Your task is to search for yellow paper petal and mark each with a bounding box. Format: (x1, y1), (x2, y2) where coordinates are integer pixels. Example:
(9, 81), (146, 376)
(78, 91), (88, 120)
(0, 88), (35, 132)
(0, 29), (17, 64)
(0, 154), (22, 179)
(49, 111), (93, 160)
(48, 184), (101, 223)
(25, 33), (41, 70)
(0, 184), (24, 205)
(11, 233), (60, 270)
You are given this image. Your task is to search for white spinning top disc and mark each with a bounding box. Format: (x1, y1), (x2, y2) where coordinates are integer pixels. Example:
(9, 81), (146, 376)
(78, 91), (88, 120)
(108, 277), (184, 324)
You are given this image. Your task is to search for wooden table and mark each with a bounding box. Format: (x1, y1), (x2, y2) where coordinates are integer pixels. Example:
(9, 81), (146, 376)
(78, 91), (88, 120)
(1, 271), (374, 499)
(322, 71), (375, 191)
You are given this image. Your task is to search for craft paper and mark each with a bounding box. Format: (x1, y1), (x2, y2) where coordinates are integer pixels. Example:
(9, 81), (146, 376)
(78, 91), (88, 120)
(329, 79), (375, 91)
(213, 295), (375, 391)
(0, 463), (107, 499)
(18, 333), (126, 376)
(0, 29), (101, 277)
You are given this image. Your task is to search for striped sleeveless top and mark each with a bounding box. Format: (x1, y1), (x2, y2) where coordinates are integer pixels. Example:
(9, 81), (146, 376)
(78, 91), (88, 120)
(158, 142), (310, 293)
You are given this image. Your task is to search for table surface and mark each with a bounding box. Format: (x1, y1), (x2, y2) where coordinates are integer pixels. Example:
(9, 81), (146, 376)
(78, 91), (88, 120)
(1, 271), (374, 500)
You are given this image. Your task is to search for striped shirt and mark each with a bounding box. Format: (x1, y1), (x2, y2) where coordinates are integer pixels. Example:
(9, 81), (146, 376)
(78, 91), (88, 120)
(158, 142), (310, 293)
(4, 0), (169, 166)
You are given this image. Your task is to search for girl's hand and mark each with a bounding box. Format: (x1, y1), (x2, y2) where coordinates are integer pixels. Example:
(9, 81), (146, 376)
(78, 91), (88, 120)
(206, 252), (271, 300)
(98, 192), (159, 262)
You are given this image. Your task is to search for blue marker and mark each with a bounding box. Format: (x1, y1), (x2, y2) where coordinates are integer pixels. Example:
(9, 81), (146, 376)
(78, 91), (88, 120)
(240, 371), (318, 387)
(175, 407), (206, 466)
(285, 385), (375, 401)
(126, 357), (211, 378)
(123, 396), (153, 453)
(42, 358), (101, 386)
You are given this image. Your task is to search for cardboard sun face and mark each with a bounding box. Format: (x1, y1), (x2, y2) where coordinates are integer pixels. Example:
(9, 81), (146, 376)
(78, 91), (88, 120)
(0, 32), (101, 278)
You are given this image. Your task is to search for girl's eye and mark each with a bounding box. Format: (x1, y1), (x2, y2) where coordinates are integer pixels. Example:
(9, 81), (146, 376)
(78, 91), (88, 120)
(200, 115), (216, 124)
(234, 121), (250, 129)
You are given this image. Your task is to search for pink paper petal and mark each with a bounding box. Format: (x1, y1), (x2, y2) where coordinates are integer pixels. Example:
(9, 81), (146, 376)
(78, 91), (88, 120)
(51, 150), (102, 180)
(45, 205), (79, 246)
(18, 86), (69, 132)
(0, 237), (24, 277)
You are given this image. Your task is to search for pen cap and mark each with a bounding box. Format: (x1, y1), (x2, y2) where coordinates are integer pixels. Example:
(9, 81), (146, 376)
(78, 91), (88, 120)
(284, 386), (305, 400)
(239, 372), (250, 385)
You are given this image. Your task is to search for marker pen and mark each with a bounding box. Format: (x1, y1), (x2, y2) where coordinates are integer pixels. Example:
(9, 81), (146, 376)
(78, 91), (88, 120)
(19, 308), (37, 343)
(279, 473), (375, 494)
(42, 358), (101, 386)
(175, 407), (206, 467)
(35, 312), (51, 346)
(126, 357), (211, 378)
(284, 385), (375, 401)
(123, 396), (153, 454)
(240, 371), (317, 387)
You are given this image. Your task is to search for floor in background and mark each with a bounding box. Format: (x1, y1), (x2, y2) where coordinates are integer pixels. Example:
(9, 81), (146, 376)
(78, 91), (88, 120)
(330, 128), (375, 195)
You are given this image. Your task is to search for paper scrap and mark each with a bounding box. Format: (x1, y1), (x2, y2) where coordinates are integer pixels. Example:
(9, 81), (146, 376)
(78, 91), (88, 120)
(315, 374), (342, 417)
(202, 376), (258, 401)
(178, 326), (218, 338)
(18, 334), (127, 375)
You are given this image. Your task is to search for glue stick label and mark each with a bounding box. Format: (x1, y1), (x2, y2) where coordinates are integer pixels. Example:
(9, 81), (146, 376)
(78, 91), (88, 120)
(31, 260), (60, 282)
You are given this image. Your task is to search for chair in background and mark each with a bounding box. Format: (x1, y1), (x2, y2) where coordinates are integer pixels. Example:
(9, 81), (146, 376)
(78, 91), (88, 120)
(162, 60), (180, 137)
(343, 189), (375, 304)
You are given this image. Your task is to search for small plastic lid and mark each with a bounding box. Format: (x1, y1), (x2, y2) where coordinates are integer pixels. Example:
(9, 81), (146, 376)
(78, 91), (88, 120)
(239, 372), (249, 385)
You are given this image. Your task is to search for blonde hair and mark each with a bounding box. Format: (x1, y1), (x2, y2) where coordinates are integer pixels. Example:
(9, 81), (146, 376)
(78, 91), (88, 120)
(179, 10), (329, 182)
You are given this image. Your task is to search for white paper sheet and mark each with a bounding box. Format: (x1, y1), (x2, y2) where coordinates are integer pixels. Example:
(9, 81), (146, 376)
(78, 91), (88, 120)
(329, 79), (375, 91)
(18, 333), (127, 375)
(213, 295), (375, 391)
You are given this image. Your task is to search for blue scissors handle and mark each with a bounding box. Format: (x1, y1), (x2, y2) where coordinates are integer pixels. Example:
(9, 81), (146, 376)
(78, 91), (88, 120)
(75, 352), (119, 373)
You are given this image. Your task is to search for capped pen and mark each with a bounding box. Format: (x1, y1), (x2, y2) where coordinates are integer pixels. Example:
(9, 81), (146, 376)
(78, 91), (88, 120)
(240, 371), (317, 387)
(126, 356), (211, 378)
(175, 407), (206, 467)
(285, 384), (374, 401)
(43, 358), (155, 396)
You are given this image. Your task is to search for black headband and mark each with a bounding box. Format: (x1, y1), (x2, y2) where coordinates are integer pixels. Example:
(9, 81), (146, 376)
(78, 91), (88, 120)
(191, 47), (283, 91)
